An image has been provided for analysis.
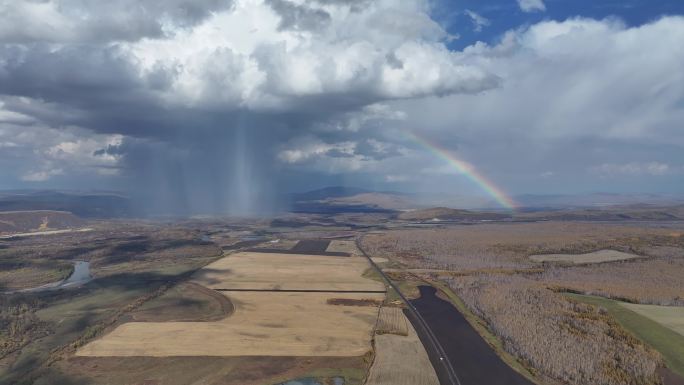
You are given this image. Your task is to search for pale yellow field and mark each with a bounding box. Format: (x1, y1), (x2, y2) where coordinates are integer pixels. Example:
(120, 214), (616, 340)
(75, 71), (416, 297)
(530, 249), (639, 264)
(192, 252), (385, 292)
(77, 291), (383, 357)
(621, 303), (684, 337)
(77, 251), (386, 357)
(366, 313), (439, 385)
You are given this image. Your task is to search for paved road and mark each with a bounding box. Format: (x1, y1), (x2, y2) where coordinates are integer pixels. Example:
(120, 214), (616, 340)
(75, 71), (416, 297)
(410, 286), (534, 385)
(356, 237), (462, 385)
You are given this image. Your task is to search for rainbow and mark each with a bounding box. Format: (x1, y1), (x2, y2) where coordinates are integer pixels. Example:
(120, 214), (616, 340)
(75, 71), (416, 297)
(407, 131), (517, 210)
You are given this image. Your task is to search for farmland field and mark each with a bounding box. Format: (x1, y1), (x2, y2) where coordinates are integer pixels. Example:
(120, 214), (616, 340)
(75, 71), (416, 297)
(192, 251), (385, 292)
(2, 213), (684, 385)
(77, 251), (385, 357)
(375, 307), (408, 336)
(366, 311), (439, 385)
(77, 290), (382, 357)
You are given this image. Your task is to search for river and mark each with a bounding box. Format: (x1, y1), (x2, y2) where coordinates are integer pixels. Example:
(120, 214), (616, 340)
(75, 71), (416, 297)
(4, 260), (92, 294)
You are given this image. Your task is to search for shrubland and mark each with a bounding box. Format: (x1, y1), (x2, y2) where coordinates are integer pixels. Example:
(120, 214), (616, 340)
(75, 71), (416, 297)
(449, 275), (662, 385)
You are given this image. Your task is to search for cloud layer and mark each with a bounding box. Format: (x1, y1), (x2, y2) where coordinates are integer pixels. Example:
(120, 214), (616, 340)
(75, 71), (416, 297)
(1, 0), (683, 213)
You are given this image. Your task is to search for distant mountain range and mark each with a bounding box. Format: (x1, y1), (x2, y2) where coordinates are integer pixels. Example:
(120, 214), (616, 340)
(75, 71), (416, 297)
(514, 193), (684, 210)
(290, 187), (684, 212)
(0, 190), (133, 218)
(288, 187), (413, 213)
(1, 188), (682, 219)
(397, 207), (510, 221)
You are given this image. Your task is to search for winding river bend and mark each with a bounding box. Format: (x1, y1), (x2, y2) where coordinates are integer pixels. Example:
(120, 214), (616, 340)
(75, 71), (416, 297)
(4, 260), (92, 294)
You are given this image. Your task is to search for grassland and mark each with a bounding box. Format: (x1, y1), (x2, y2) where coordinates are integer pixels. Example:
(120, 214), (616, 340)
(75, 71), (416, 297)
(1, 278), (165, 385)
(129, 282), (233, 322)
(326, 239), (363, 256)
(622, 303), (684, 336)
(568, 294), (684, 378)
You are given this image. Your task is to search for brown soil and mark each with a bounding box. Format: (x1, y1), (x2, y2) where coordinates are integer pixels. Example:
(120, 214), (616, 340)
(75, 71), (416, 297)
(327, 298), (384, 307)
(53, 355), (367, 385)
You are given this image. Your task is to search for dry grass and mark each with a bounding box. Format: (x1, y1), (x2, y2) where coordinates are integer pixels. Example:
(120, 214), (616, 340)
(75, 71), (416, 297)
(375, 307), (408, 336)
(530, 249), (640, 264)
(366, 312), (439, 385)
(326, 240), (362, 256)
(192, 252), (385, 292)
(621, 303), (684, 337)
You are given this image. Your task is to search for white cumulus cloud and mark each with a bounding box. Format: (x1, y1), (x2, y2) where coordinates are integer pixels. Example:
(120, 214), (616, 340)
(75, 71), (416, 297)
(517, 0), (546, 13)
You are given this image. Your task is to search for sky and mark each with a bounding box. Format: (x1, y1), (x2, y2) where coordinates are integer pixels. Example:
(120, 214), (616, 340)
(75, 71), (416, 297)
(0, 0), (683, 213)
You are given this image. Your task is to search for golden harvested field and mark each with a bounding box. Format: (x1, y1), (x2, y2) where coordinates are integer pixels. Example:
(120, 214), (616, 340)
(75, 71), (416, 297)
(76, 291), (382, 357)
(530, 249), (640, 264)
(621, 303), (684, 337)
(366, 312), (439, 385)
(76, 251), (386, 358)
(192, 252), (385, 292)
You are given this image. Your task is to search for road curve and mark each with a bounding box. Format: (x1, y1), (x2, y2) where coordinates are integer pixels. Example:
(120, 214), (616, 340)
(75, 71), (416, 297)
(356, 237), (462, 385)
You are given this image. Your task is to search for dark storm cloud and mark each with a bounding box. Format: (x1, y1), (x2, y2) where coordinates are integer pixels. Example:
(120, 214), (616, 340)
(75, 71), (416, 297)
(3, 0), (682, 215)
(0, 45), (141, 101)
